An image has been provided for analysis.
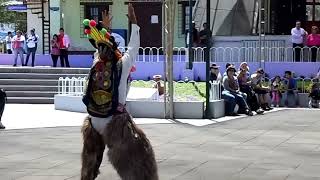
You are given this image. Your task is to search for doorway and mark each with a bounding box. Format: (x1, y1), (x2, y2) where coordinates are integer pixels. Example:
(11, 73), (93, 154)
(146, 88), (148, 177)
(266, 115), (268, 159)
(130, 2), (163, 48)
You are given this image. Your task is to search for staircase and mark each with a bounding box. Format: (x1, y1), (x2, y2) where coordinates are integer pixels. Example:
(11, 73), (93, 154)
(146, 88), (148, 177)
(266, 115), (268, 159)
(24, 0), (51, 54)
(0, 67), (89, 104)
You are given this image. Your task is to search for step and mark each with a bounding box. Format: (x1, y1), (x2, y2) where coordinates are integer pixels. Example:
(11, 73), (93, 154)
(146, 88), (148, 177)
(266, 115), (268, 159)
(7, 97), (53, 104)
(0, 73), (87, 79)
(0, 79), (58, 86)
(0, 67), (90, 74)
(5, 91), (57, 97)
(2, 85), (57, 92)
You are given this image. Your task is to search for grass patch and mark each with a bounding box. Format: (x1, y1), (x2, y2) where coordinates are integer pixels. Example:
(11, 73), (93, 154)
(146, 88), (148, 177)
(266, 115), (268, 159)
(130, 81), (205, 101)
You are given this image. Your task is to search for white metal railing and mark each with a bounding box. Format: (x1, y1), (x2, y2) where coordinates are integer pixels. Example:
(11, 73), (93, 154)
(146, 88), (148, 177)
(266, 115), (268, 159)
(117, 46), (320, 63)
(210, 81), (221, 101)
(58, 77), (87, 96)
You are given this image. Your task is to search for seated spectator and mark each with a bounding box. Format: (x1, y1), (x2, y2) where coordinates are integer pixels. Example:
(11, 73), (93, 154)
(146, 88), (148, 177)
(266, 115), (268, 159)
(222, 65), (253, 116)
(309, 80), (320, 108)
(153, 75), (164, 96)
(251, 68), (273, 111)
(271, 76), (283, 107)
(238, 67), (264, 114)
(209, 63), (222, 82)
(283, 71), (298, 107)
(223, 63), (233, 77)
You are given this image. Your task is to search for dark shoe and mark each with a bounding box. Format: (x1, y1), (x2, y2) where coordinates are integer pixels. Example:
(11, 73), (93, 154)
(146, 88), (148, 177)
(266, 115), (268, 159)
(266, 104), (273, 110)
(13, 64), (17, 67)
(0, 122), (5, 129)
(262, 104), (271, 111)
(226, 112), (239, 116)
(245, 109), (254, 116)
(255, 109), (264, 115)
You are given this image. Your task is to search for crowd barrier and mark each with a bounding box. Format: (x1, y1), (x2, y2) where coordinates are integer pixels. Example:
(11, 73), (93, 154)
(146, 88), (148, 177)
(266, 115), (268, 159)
(58, 77), (87, 96)
(127, 46), (320, 63)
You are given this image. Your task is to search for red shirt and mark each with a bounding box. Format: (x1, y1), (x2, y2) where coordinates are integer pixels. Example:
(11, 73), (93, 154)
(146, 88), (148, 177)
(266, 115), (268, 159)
(58, 34), (65, 48)
(307, 34), (320, 46)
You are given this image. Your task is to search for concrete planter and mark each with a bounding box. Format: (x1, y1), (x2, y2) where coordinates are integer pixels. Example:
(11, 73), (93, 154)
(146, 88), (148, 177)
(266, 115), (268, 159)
(209, 100), (225, 119)
(173, 101), (204, 119)
(126, 100), (165, 118)
(55, 95), (205, 119)
(54, 94), (86, 113)
(298, 93), (309, 107)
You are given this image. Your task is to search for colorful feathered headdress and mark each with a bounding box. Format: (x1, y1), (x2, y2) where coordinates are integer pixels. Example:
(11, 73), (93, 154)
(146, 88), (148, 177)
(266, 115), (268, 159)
(83, 19), (122, 60)
(83, 19), (113, 48)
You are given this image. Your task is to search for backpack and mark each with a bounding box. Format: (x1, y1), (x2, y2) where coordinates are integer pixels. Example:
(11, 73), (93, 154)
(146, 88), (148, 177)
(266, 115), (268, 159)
(82, 58), (122, 118)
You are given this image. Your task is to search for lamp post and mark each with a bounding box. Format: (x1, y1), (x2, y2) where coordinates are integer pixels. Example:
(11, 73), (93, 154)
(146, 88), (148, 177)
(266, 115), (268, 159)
(205, 0), (211, 118)
(188, 0), (193, 69)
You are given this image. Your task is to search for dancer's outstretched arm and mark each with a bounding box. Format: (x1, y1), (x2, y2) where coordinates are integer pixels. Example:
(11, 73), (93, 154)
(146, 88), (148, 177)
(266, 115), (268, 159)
(122, 3), (140, 73)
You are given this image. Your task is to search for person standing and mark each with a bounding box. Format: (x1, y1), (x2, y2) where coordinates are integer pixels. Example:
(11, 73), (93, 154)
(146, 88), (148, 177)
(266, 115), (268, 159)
(12, 30), (25, 66)
(58, 28), (71, 67)
(25, 29), (39, 67)
(306, 26), (320, 62)
(199, 22), (212, 47)
(5, 32), (13, 54)
(51, 34), (60, 67)
(291, 20), (307, 62)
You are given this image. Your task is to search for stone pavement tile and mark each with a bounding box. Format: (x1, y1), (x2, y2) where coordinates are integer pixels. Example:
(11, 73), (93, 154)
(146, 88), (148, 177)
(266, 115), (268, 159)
(157, 159), (207, 180)
(173, 160), (251, 180)
(240, 136), (289, 147)
(286, 175), (320, 180)
(286, 138), (320, 144)
(1, 171), (36, 180)
(17, 175), (71, 180)
(274, 143), (319, 154)
(290, 165), (320, 178)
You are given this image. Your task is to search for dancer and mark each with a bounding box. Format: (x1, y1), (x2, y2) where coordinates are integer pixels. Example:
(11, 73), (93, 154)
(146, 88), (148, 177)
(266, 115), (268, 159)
(80, 4), (158, 180)
(0, 89), (6, 129)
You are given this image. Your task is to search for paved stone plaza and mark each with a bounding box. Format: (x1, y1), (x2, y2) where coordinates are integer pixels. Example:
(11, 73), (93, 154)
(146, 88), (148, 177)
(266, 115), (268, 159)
(0, 105), (320, 180)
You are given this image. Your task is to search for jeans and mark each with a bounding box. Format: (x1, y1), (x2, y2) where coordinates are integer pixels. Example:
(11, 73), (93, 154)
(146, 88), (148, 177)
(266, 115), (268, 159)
(310, 46), (318, 62)
(283, 90), (298, 107)
(13, 47), (24, 65)
(60, 49), (70, 67)
(25, 47), (37, 66)
(51, 54), (59, 67)
(222, 90), (249, 115)
(293, 43), (303, 62)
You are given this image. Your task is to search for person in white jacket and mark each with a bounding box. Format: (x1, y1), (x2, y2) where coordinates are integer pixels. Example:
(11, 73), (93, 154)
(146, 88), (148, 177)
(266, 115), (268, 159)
(80, 4), (158, 180)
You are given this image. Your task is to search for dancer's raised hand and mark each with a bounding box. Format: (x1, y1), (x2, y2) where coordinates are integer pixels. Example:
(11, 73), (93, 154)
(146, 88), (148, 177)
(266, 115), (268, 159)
(100, 10), (113, 29)
(127, 3), (137, 24)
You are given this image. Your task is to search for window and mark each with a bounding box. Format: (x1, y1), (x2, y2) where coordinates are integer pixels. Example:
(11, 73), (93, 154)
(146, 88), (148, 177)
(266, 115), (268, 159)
(306, 0), (320, 22)
(85, 4), (109, 23)
(80, 1), (112, 38)
(179, 1), (195, 35)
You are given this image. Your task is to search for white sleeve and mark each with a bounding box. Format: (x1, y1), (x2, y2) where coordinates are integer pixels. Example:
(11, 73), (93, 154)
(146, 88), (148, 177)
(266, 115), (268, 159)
(121, 24), (140, 72)
(291, 28), (301, 38)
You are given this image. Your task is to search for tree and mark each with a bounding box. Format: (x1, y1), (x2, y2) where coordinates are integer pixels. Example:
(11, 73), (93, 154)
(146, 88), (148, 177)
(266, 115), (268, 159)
(0, 0), (27, 32)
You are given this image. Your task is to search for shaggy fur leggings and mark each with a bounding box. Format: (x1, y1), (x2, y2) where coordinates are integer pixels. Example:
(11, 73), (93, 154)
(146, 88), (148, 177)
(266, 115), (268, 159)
(81, 112), (158, 180)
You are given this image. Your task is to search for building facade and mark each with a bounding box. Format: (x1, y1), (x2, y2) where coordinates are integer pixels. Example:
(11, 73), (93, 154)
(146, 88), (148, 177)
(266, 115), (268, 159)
(26, 0), (320, 53)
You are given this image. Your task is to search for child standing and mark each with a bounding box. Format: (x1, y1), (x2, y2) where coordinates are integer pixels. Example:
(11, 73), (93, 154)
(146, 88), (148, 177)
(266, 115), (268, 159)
(271, 76), (282, 107)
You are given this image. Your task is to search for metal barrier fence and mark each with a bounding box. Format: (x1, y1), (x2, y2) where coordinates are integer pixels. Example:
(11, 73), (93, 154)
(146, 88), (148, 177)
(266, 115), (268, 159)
(210, 81), (221, 101)
(121, 46), (320, 63)
(58, 77), (87, 96)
